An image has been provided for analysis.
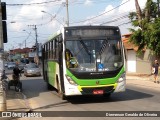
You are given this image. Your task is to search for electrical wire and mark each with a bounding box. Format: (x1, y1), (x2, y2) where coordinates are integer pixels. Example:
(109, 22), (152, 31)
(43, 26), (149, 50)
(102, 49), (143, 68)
(36, 4), (65, 26)
(71, 0), (117, 5)
(70, 0), (130, 24)
(6, 0), (62, 6)
(100, 14), (129, 25)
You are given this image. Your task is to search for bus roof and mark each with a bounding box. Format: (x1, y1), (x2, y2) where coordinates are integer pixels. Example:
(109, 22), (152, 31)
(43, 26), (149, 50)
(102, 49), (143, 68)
(48, 29), (62, 41)
(64, 25), (119, 30)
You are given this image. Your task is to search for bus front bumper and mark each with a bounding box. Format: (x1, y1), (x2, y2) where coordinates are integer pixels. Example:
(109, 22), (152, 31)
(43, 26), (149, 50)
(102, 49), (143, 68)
(64, 83), (122, 96)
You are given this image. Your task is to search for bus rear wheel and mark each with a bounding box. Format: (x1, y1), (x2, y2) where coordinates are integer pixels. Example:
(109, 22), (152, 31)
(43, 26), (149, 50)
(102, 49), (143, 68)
(47, 83), (53, 90)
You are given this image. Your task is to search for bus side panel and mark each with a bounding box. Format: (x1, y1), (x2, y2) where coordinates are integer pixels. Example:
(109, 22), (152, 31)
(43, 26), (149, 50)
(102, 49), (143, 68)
(48, 61), (56, 87)
(48, 61), (60, 89)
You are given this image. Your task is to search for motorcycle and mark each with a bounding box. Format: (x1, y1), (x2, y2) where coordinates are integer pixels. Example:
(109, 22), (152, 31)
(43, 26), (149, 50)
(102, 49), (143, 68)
(8, 74), (22, 92)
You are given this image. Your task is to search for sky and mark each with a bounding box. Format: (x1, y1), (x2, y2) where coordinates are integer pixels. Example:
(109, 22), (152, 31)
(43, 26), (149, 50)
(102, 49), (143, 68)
(1, 0), (147, 51)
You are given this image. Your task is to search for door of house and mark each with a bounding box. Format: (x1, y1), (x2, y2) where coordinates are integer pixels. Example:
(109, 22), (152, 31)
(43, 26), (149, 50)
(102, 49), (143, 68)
(127, 50), (136, 72)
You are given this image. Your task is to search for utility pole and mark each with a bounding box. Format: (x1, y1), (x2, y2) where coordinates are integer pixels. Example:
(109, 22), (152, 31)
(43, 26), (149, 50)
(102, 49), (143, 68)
(28, 25), (39, 65)
(66, 0), (69, 26)
(25, 40), (26, 48)
(34, 25), (39, 65)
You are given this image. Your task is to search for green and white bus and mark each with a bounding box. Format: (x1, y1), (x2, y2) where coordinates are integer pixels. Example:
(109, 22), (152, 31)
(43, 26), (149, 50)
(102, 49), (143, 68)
(42, 26), (126, 99)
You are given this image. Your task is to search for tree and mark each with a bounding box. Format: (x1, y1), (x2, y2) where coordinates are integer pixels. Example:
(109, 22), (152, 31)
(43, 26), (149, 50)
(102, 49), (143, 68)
(128, 0), (160, 55)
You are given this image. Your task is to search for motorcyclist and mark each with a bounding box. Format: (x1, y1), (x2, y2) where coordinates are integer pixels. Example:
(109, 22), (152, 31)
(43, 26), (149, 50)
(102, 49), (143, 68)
(12, 63), (21, 81)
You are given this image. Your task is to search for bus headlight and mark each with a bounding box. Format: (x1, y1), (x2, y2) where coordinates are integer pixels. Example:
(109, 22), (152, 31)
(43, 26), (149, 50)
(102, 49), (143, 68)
(117, 73), (126, 83)
(65, 75), (77, 85)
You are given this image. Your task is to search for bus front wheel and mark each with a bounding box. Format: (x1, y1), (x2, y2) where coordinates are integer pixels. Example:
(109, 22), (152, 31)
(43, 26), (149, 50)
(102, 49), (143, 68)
(56, 76), (66, 100)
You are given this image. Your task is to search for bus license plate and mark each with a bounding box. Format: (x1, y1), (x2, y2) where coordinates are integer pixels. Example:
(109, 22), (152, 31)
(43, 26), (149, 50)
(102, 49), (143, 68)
(93, 90), (104, 95)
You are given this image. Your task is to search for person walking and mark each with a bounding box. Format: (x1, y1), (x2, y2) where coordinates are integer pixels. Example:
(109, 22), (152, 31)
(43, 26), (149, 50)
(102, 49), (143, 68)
(152, 60), (160, 84)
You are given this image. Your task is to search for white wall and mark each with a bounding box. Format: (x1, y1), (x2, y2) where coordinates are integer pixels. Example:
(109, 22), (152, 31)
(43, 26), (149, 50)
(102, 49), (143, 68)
(127, 50), (136, 73)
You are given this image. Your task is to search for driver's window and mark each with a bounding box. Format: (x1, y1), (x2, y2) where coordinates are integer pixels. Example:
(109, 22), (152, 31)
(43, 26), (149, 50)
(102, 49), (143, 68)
(65, 49), (78, 68)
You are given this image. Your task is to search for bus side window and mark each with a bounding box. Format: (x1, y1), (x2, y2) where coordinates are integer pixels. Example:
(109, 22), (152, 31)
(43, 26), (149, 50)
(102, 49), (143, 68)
(55, 39), (59, 60)
(53, 40), (55, 59)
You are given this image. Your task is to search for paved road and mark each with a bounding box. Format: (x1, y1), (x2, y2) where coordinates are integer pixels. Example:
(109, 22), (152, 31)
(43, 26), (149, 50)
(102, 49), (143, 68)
(16, 75), (160, 119)
(5, 69), (160, 120)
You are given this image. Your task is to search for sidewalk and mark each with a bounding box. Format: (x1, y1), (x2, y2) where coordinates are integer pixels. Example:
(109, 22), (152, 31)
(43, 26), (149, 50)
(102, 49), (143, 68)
(6, 74), (30, 112)
(126, 73), (153, 81)
(1, 89), (30, 120)
(126, 73), (160, 91)
(6, 90), (30, 112)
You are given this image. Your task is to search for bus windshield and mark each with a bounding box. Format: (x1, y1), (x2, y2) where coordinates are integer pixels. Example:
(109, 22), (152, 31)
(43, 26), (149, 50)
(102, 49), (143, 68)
(65, 39), (123, 73)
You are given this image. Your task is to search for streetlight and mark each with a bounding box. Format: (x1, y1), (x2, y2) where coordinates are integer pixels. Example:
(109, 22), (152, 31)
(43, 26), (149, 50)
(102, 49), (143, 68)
(23, 30), (35, 40)
(41, 10), (56, 20)
(22, 30), (33, 48)
(41, 10), (64, 26)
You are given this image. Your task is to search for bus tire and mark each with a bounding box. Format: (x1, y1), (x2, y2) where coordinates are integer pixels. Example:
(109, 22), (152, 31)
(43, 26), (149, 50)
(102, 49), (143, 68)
(62, 93), (67, 100)
(47, 83), (53, 90)
(56, 76), (66, 100)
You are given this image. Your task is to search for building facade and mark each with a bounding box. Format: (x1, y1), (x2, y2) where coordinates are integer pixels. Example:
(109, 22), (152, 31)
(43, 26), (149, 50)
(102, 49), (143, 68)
(122, 33), (155, 74)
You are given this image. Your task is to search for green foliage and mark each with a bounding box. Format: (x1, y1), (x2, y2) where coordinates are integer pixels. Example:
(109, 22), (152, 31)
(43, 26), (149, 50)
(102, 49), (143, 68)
(128, 0), (160, 55)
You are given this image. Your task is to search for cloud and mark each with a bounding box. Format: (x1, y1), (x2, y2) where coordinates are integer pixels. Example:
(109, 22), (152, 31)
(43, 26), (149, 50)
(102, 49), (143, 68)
(84, 0), (93, 6)
(82, 0), (148, 34)
(118, 0), (147, 13)
(102, 5), (115, 16)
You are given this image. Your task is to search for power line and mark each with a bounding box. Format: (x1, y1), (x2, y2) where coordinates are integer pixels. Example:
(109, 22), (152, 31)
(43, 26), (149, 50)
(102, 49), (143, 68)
(6, 0), (62, 6)
(100, 14), (129, 25)
(38, 4), (65, 26)
(118, 21), (131, 26)
(70, 0), (130, 24)
(71, 0), (117, 5)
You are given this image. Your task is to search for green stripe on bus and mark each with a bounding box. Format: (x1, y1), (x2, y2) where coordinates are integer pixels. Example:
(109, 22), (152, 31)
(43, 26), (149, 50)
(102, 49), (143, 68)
(66, 67), (125, 86)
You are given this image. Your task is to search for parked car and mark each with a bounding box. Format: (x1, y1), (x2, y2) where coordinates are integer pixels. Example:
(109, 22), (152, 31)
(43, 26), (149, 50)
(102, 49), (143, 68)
(4, 62), (8, 67)
(24, 63), (41, 77)
(7, 62), (16, 69)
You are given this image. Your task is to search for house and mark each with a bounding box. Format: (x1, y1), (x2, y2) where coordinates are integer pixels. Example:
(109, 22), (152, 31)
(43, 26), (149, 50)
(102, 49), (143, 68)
(9, 44), (42, 64)
(122, 33), (154, 74)
(9, 48), (31, 60)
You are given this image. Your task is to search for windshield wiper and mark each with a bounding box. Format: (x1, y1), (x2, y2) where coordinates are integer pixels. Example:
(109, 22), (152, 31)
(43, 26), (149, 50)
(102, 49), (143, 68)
(99, 40), (108, 55)
(80, 40), (91, 56)
(74, 38), (91, 57)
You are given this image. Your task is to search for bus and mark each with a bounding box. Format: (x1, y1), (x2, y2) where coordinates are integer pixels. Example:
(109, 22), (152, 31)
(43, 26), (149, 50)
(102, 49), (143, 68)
(41, 26), (126, 99)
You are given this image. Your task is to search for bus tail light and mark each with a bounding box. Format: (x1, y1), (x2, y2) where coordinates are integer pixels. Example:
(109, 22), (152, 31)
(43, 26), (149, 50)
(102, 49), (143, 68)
(117, 73), (126, 83)
(65, 75), (77, 85)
